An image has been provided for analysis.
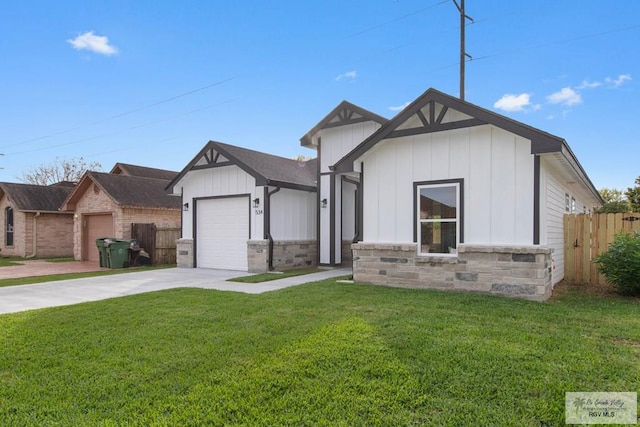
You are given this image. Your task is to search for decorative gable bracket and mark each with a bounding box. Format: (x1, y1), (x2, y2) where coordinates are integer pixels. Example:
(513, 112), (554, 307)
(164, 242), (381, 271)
(388, 100), (486, 139)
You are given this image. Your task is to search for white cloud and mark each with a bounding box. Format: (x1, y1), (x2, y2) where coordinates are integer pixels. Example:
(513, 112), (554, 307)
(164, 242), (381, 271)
(546, 87), (582, 106)
(606, 74), (632, 87)
(389, 102), (410, 111)
(67, 31), (118, 55)
(335, 70), (357, 81)
(576, 80), (602, 89)
(493, 93), (533, 112)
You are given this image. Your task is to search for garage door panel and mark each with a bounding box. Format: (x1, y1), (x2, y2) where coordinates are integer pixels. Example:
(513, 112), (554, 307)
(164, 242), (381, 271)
(196, 197), (249, 270)
(84, 214), (114, 262)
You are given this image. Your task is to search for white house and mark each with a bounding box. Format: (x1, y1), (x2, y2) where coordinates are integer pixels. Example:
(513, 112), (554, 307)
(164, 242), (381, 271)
(315, 88), (602, 300)
(170, 88), (601, 300)
(166, 141), (317, 272)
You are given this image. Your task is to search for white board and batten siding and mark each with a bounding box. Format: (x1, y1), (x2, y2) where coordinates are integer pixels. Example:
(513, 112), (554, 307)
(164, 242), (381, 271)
(174, 165), (317, 270)
(539, 157), (594, 285)
(319, 174), (331, 264)
(319, 122), (383, 173)
(176, 166), (262, 240)
(269, 188), (316, 240)
(360, 124), (535, 246)
(318, 122), (381, 264)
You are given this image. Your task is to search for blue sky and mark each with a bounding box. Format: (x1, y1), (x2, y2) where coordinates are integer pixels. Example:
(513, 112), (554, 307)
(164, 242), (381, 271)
(1, 0), (638, 191)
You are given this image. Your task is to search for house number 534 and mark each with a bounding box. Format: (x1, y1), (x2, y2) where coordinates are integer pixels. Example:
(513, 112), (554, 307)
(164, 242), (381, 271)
(255, 209), (263, 215)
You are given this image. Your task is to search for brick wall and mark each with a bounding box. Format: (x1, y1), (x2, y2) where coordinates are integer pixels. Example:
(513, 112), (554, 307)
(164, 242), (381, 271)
(71, 183), (180, 260)
(72, 186), (117, 260)
(0, 195), (73, 257)
(31, 213), (74, 257)
(352, 243), (553, 301)
(0, 196), (26, 256)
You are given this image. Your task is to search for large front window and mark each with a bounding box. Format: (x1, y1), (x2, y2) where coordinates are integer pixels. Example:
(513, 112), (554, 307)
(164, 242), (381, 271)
(416, 181), (461, 255)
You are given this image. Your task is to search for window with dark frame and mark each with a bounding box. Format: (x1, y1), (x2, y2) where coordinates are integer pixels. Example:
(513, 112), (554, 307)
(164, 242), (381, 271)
(5, 206), (14, 247)
(416, 181), (460, 255)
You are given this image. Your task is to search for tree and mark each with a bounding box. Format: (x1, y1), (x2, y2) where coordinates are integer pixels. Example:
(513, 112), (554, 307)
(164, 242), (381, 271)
(595, 187), (630, 213)
(20, 157), (102, 185)
(625, 176), (640, 212)
(294, 154), (313, 162)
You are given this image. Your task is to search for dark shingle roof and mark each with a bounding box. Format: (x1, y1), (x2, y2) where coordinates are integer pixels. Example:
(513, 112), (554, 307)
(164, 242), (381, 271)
(110, 163), (178, 181)
(214, 142), (317, 189)
(166, 141), (318, 193)
(0, 182), (74, 212)
(89, 172), (181, 209)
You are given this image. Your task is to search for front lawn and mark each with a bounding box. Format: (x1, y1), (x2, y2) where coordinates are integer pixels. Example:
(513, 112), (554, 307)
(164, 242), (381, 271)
(0, 280), (638, 426)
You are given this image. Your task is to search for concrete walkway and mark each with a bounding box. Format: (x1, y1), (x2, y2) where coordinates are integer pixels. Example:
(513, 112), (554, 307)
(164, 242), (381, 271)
(0, 267), (351, 315)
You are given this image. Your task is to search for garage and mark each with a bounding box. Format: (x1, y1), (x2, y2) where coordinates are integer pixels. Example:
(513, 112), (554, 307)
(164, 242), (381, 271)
(196, 196), (250, 270)
(83, 214), (114, 262)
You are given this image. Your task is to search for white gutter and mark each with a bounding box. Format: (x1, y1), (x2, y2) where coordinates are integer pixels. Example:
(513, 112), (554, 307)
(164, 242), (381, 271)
(26, 212), (41, 259)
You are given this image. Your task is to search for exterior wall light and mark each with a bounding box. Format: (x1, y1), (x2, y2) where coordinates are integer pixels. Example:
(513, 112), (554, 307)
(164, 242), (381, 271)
(253, 198), (260, 208)
(321, 198), (328, 208)
(183, 202), (189, 211)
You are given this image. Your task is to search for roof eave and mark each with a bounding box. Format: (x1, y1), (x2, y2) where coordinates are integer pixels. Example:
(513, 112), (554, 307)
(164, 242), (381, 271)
(264, 179), (317, 192)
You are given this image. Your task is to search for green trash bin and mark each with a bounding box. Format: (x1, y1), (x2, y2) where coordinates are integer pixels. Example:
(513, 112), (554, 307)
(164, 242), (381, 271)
(105, 239), (136, 269)
(95, 238), (110, 268)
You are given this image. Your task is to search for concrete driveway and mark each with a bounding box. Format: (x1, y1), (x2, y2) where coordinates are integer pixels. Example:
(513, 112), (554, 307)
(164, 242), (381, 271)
(0, 267), (351, 315)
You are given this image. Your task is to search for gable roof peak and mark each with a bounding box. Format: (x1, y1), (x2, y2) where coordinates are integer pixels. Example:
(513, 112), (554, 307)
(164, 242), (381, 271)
(166, 140), (318, 194)
(300, 100), (388, 147)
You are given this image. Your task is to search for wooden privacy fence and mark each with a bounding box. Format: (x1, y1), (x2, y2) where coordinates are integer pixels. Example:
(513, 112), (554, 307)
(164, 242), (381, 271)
(564, 212), (640, 284)
(131, 223), (181, 265)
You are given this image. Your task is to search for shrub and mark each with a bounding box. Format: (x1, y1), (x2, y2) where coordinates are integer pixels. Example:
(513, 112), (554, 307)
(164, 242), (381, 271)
(594, 231), (640, 296)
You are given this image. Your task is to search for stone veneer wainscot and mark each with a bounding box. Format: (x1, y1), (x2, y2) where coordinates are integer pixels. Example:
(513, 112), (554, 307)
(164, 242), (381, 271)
(177, 239), (317, 273)
(247, 240), (317, 273)
(351, 243), (553, 301)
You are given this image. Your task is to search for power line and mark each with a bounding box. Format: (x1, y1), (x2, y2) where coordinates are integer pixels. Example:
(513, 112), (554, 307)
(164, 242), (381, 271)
(4, 76), (237, 149)
(4, 99), (237, 156)
(346, 0), (449, 38)
(468, 23), (640, 63)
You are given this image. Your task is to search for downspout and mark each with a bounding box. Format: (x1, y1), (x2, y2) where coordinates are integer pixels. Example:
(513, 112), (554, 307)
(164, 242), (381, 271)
(26, 212), (41, 259)
(265, 186), (281, 271)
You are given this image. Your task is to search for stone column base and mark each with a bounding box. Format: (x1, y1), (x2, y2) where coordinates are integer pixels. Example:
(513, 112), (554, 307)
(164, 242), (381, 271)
(176, 239), (193, 268)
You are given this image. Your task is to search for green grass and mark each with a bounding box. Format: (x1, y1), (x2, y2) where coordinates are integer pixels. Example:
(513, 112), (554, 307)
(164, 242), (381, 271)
(228, 267), (321, 283)
(0, 257), (23, 267)
(0, 280), (638, 426)
(0, 265), (175, 288)
(44, 258), (76, 263)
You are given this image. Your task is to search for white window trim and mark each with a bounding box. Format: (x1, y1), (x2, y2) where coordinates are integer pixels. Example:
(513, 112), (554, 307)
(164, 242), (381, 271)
(416, 181), (461, 257)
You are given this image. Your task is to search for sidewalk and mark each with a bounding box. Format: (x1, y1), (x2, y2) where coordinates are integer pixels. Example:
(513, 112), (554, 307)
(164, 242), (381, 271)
(0, 267), (352, 315)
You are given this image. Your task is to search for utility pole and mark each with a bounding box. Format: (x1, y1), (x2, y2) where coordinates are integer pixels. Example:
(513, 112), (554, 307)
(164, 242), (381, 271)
(452, 0), (473, 100)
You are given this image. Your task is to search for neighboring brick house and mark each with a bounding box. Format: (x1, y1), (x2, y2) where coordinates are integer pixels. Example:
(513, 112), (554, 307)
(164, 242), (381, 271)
(0, 182), (75, 258)
(61, 166), (181, 263)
